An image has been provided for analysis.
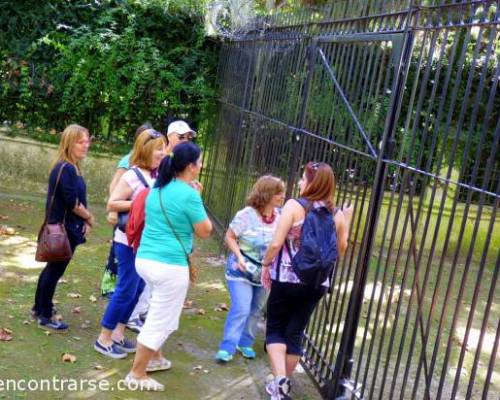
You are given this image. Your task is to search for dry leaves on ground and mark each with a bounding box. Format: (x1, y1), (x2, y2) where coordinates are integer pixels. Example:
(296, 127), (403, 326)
(0, 328), (13, 341)
(214, 303), (229, 312)
(183, 300), (193, 309)
(67, 293), (81, 298)
(61, 353), (77, 363)
(72, 307), (81, 314)
(196, 308), (206, 316)
(89, 295), (97, 303)
(0, 225), (16, 235)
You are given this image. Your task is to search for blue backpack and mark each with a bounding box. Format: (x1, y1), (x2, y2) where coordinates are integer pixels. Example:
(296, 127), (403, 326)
(289, 198), (337, 288)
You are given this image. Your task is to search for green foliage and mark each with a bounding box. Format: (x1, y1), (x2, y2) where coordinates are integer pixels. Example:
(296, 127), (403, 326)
(0, 0), (219, 143)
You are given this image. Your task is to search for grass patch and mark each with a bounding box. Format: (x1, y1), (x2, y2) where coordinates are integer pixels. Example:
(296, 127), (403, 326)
(0, 190), (320, 399)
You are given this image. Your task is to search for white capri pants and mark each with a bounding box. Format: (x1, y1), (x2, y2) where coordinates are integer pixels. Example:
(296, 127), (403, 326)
(135, 258), (189, 351)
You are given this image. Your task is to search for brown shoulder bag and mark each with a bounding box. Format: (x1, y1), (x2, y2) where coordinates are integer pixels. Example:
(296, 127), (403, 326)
(35, 163), (73, 262)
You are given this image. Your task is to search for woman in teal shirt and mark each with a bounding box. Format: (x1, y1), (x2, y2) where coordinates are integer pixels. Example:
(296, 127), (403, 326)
(125, 142), (212, 391)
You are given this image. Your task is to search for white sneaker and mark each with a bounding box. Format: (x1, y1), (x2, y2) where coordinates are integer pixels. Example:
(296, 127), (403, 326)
(124, 374), (164, 391)
(126, 318), (144, 333)
(146, 357), (172, 372)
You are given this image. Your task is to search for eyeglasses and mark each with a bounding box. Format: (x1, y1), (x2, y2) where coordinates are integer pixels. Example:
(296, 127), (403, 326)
(177, 133), (193, 141)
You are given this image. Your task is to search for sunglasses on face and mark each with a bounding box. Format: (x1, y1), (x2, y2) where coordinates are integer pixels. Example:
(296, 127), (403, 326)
(177, 133), (193, 141)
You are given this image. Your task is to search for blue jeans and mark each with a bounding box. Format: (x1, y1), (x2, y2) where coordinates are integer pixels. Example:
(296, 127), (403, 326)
(101, 242), (145, 330)
(219, 279), (268, 354)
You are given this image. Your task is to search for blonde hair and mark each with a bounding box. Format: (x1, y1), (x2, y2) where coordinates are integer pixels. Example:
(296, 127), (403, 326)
(246, 175), (285, 212)
(51, 124), (89, 172)
(130, 129), (167, 170)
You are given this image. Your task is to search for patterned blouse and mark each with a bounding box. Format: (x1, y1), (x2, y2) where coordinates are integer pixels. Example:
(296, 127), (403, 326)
(271, 200), (336, 287)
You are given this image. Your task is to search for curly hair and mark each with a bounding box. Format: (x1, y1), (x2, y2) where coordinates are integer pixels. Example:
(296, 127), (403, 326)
(246, 175), (285, 212)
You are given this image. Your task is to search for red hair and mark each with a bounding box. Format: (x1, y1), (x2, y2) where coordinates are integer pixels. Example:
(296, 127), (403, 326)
(301, 162), (336, 210)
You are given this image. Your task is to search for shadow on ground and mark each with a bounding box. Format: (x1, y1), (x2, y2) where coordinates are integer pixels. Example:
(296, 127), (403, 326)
(0, 190), (320, 400)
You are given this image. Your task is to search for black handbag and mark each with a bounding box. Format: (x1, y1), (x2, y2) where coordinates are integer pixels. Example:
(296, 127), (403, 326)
(117, 168), (150, 232)
(35, 163), (73, 262)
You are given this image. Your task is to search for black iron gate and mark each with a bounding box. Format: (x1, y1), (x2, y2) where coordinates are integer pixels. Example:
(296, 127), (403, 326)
(201, 1), (499, 399)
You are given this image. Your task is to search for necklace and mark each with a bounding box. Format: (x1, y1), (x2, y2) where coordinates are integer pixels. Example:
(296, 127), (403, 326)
(261, 210), (276, 224)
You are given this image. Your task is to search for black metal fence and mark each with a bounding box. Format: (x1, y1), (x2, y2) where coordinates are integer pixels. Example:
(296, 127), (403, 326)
(201, 1), (499, 399)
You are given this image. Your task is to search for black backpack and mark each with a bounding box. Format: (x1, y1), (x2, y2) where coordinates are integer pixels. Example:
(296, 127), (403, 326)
(287, 198), (337, 288)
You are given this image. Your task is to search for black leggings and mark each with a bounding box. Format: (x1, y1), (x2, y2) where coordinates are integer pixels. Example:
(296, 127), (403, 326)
(33, 239), (78, 319)
(265, 280), (325, 355)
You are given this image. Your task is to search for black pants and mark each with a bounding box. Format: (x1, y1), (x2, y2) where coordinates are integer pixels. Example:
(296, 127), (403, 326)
(33, 239), (78, 319)
(266, 280), (325, 355)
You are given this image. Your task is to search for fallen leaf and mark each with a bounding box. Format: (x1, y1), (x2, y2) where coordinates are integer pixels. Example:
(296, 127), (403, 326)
(89, 295), (97, 303)
(58, 278), (68, 284)
(0, 215), (8, 220)
(196, 308), (206, 316)
(72, 337), (81, 341)
(53, 300), (60, 305)
(183, 300), (193, 309)
(217, 303), (229, 311)
(203, 369), (209, 373)
(72, 307), (81, 314)
(0, 328), (13, 341)
(8, 315), (14, 319)
(193, 365), (203, 370)
(80, 320), (91, 329)
(67, 293), (81, 298)
(94, 364), (105, 370)
(44, 330), (51, 336)
(0, 226), (16, 235)
(61, 353), (77, 363)
(22, 320), (31, 325)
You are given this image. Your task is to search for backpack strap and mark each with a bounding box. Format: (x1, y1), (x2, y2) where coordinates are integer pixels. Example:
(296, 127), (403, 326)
(275, 246), (284, 282)
(131, 168), (150, 188)
(294, 197), (310, 209)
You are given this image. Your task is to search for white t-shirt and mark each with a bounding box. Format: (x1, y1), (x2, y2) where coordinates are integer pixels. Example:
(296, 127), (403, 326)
(114, 168), (155, 246)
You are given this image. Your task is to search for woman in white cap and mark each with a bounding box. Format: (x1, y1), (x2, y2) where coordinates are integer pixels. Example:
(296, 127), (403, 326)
(166, 120), (196, 151)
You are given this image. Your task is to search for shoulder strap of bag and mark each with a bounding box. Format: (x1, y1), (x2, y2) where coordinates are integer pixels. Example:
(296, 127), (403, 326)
(240, 249), (262, 266)
(158, 188), (190, 260)
(131, 167), (150, 188)
(45, 162), (67, 223)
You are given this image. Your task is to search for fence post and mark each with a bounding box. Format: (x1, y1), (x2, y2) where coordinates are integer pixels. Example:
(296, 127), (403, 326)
(328, 31), (414, 400)
(286, 38), (317, 199)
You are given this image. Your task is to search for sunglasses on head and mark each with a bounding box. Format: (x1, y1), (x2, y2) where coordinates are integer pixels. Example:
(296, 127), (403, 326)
(144, 130), (163, 143)
(149, 130), (162, 139)
(310, 162), (320, 170)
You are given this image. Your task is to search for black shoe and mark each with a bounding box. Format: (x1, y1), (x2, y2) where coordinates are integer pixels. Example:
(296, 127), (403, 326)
(38, 317), (68, 332)
(31, 307), (58, 319)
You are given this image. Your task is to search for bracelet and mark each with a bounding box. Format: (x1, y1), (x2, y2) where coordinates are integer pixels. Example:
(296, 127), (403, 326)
(262, 263), (271, 268)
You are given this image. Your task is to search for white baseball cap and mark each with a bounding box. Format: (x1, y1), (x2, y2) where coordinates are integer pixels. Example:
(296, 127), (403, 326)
(167, 120), (196, 137)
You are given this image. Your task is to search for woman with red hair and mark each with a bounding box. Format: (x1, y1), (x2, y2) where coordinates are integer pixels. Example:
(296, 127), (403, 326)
(261, 162), (353, 400)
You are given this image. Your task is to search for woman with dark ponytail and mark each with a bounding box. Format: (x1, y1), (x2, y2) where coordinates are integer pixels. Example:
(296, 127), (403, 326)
(125, 142), (212, 391)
